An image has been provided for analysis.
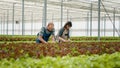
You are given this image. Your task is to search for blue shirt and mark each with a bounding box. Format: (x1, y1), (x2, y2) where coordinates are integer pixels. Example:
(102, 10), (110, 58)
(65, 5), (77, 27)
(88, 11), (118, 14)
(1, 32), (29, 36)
(37, 27), (55, 37)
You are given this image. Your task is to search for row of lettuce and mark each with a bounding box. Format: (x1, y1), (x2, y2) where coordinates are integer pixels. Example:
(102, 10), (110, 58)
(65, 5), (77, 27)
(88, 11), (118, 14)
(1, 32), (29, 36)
(0, 52), (120, 68)
(0, 35), (120, 68)
(0, 35), (120, 41)
(0, 42), (120, 59)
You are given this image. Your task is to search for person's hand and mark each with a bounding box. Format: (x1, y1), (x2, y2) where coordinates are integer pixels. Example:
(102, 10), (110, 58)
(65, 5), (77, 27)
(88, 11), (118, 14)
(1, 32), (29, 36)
(44, 42), (48, 44)
(68, 39), (71, 42)
(51, 41), (56, 43)
(64, 40), (69, 42)
(68, 40), (73, 42)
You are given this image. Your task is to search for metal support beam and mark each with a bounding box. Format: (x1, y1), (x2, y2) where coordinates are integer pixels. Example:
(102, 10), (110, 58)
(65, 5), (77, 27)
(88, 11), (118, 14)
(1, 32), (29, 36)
(0, 17), (2, 34)
(70, 16), (72, 21)
(22, 0), (25, 35)
(104, 15), (106, 36)
(3, 13), (5, 35)
(101, 17), (103, 36)
(90, 3), (93, 36)
(98, 0), (101, 41)
(67, 9), (69, 21)
(31, 12), (33, 35)
(61, 0), (63, 28)
(7, 10), (9, 35)
(0, 18), (1, 35)
(119, 16), (120, 33)
(12, 3), (15, 35)
(42, 0), (47, 27)
(52, 13), (54, 22)
(113, 8), (115, 37)
(17, 18), (20, 35)
(87, 12), (89, 36)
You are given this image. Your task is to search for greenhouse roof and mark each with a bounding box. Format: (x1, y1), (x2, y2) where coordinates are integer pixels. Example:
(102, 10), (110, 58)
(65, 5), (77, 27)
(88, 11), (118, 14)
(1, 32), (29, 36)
(0, 0), (120, 22)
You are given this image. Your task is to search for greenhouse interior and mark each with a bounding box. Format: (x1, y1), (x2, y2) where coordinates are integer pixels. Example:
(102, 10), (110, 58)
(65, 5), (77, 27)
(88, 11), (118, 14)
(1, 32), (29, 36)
(0, 0), (120, 68)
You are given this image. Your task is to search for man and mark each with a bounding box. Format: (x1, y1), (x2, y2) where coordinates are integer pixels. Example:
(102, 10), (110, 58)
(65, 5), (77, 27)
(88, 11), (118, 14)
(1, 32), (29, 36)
(36, 22), (55, 44)
(57, 21), (72, 42)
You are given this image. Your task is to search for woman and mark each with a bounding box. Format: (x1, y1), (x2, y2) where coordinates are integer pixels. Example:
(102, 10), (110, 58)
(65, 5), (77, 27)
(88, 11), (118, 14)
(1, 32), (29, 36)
(57, 21), (72, 42)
